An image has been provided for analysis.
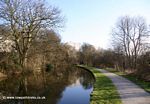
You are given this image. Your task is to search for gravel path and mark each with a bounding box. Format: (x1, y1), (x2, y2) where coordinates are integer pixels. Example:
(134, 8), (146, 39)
(97, 68), (150, 104)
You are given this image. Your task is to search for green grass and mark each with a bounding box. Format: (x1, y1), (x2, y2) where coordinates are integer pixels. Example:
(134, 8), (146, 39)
(105, 68), (150, 93)
(79, 66), (122, 104)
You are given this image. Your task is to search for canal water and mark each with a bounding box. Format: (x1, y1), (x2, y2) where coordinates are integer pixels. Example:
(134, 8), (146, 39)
(0, 67), (95, 104)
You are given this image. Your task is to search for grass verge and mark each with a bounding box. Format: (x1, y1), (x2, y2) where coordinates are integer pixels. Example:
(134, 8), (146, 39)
(79, 66), (122, 104)
(105, 68), (150, 93)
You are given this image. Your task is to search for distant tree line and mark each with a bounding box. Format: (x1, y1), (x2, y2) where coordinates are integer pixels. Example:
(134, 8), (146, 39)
(78, 16), (150, 80)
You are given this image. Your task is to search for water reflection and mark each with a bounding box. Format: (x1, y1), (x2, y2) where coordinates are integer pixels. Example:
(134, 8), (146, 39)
(58, 80), (93, 104)
(0, 66), (95, 104)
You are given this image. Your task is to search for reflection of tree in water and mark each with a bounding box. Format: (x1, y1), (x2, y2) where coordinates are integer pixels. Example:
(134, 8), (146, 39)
(0, 66), (94, 104)
(68, 67), (95, 90)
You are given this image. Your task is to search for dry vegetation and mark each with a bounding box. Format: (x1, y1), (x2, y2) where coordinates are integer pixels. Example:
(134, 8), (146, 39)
(0, 0), (77, 76)
(0, 0), (149, 82)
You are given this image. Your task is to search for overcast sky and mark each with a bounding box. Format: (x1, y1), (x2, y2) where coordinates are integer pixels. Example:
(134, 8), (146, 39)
(49, 0), (150, 49)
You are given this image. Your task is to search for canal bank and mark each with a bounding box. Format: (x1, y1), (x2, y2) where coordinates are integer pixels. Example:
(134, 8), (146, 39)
(78, 65), (121, 104)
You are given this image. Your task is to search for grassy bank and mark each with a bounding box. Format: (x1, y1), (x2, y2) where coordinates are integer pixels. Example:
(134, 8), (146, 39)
(105, 68), (150, 93)
(79, 66), (121, 104)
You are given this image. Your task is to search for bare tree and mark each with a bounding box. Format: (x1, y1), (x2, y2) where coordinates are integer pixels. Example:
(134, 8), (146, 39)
(0, 0), (63, 69)
(79, 43), (96, 66)
(112, 16), (149, 70)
